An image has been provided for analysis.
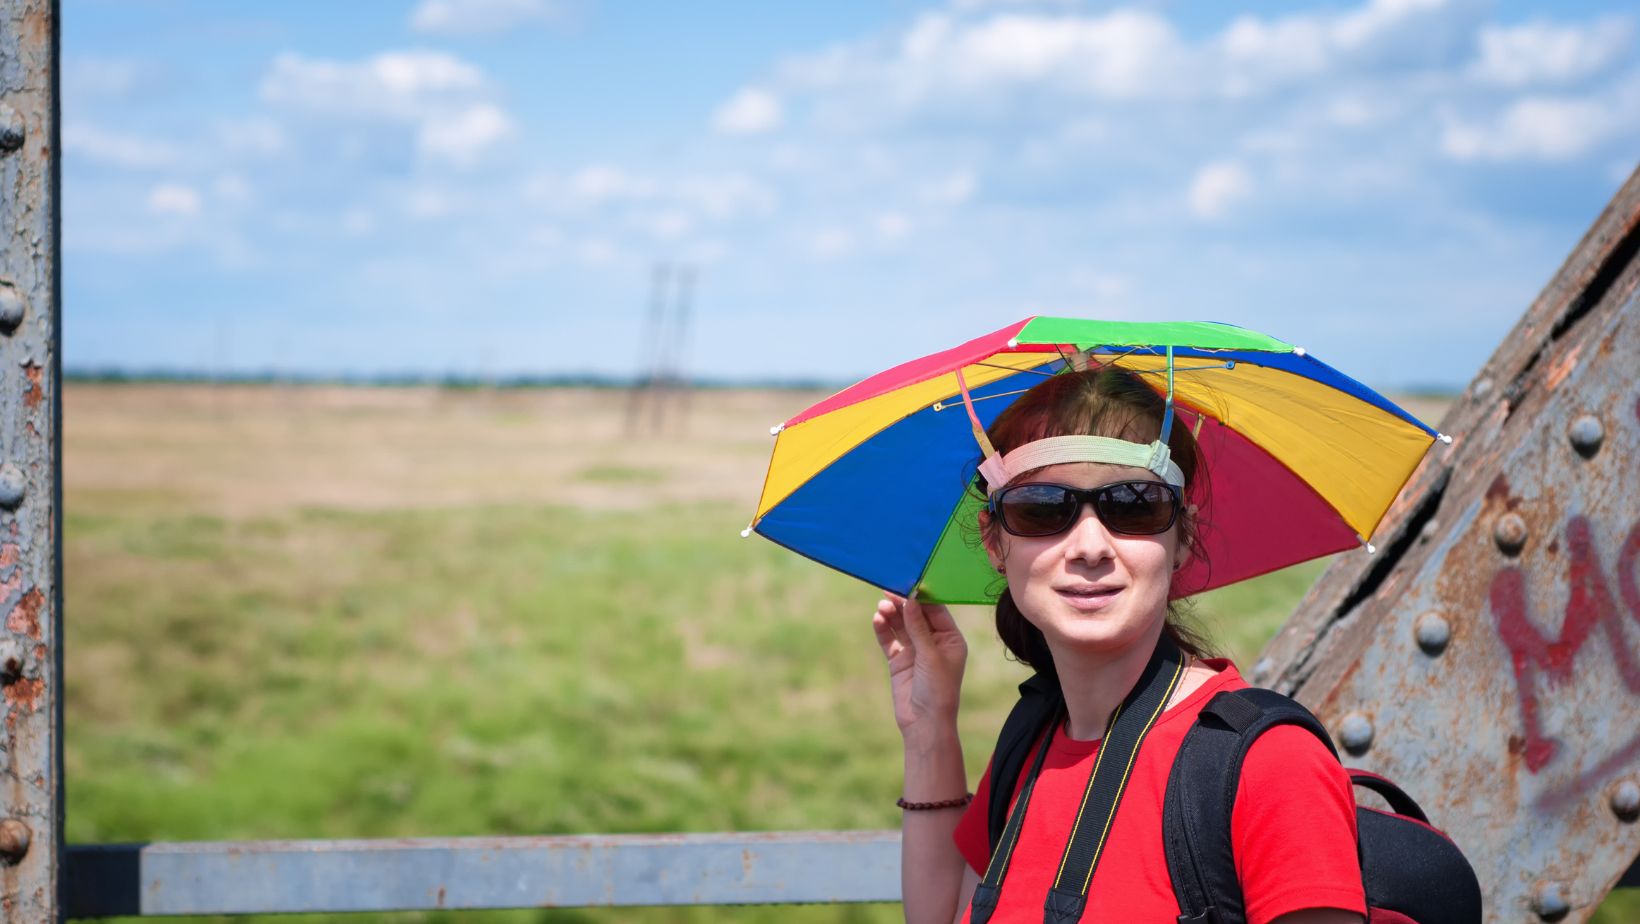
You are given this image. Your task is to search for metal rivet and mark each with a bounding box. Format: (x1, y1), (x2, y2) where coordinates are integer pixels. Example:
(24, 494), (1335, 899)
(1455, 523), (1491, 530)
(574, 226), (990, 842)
(1532, 882), (1569, 921)
(1419, 518), (1439, 543)
(1338, 713), (1374, 755)
(0, 283), (24, 335)
(0, 464), (24, 510)
(1415, 612), (1450, 656)
(0, 103), (23, 154)
(0, 819), (29, 864)
(1494, 513), (1528, 556)
(1611, 778), (1640, 822)
(1568, 415), (1603, 458)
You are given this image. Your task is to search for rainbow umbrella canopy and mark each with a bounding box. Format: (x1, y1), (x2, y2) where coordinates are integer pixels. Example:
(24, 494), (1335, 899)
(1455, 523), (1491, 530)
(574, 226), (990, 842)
(749, 317), (1444, 604)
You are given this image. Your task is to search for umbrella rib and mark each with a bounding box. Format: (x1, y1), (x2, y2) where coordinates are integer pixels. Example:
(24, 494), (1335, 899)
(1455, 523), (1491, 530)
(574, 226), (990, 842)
(968, 361), (1060, 377)
(931, 388), (1033, 411)
(1130, 361), (1237, 375)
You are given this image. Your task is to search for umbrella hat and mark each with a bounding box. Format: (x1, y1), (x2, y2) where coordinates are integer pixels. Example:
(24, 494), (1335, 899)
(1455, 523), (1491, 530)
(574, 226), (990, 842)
(749, 317), (1444, 604)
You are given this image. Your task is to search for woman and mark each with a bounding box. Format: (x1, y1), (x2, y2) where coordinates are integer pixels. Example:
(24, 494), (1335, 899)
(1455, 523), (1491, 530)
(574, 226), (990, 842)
(873, 368), (1365, 924)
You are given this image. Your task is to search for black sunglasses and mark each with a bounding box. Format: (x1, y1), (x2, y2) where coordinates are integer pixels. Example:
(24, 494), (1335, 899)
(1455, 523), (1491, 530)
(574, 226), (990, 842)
(988, 480), (1183, 538)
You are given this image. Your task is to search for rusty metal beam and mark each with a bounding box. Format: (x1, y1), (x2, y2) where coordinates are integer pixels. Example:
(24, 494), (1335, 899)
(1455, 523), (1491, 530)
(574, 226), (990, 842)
(1258, 165), (1640, 922)
(64, 831), (901, 917)
(0, 0), (61, 920)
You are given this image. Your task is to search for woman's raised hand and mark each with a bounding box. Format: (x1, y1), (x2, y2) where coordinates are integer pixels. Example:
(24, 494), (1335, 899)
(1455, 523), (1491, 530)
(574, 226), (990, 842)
(872, 593), (968, 735)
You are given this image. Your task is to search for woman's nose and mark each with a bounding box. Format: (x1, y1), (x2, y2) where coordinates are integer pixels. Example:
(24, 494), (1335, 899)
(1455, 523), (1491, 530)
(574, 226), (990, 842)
(1061, 503), (1115, 563)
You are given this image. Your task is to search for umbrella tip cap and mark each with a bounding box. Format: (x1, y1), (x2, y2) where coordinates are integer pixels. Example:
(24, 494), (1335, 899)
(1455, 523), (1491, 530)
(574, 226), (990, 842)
(1293, 346), (1307, 357)
(1438, 432), (1453, 444)
(740, 527), (753, 538)
(770, 423), (784, 436)
(1006, 338), (1019, 348)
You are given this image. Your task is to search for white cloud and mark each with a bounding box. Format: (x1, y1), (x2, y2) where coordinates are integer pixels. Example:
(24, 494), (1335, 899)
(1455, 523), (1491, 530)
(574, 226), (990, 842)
(418, 103), (514, 164)
(1188, 162), (1253, 219)
(1470, 18), (1633, 87)
(409, 0), (564, 36)
(1331, 0), (1448, 51)
(405, 188), (465, 219)
(63, 123), (181, 169)
(212, 174), (254, 205)
(575, 238), (621, 266)
(342, 208), (376, 237)
(773, 0), (1474, 115)
(713, 88), (784, 135)
(63, 57), (148, 100)
(215, 118), (287, 157)
(636, 210), (693, 240)
(808, 227), (854, 259)
(919, 170), (976, 206)
(900, 10), (1182, 98)
(1441, 95), (1621, 162)
(258, 50), (513, 165)
(874, 211), (912, 240)
(674, 174), (776, 219)
(148, 183), (202, 217)
(567, 165), (657, 203)
(260, 51), (485, 120)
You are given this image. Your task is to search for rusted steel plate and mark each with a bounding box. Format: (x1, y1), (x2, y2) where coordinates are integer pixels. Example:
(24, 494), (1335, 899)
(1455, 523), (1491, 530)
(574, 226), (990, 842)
(1258, 165), (1640, 923)
(0, 0), (61, 921)
(65, 831), (902, 916)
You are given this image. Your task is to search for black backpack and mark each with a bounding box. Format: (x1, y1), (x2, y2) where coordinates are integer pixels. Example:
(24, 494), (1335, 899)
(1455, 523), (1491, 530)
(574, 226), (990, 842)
(986, 677), (1483, 924)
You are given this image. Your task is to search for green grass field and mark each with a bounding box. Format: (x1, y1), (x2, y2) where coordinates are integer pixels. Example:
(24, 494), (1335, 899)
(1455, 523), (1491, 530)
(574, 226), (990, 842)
(63, 385), (1636, 923)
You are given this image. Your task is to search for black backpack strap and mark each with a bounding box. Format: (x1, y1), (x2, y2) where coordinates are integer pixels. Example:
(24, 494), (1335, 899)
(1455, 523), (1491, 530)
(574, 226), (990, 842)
(1349, 770), (1430, 823)
(1162, 689), (1334, 924)
(986, 671), (1063, 858)
(975, 637), (1186, 924)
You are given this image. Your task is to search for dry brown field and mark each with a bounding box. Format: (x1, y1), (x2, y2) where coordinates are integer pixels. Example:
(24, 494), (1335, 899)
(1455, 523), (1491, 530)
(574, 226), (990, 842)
(65, 383), (828, 518)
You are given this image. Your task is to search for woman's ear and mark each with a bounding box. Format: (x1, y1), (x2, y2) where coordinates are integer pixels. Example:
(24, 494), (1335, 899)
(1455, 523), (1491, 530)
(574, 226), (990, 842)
(977, 509), (1005, 573)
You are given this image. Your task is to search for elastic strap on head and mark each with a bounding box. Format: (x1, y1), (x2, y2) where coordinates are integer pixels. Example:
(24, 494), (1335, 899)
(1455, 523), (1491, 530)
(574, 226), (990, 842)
(987, 435), (1185, 488)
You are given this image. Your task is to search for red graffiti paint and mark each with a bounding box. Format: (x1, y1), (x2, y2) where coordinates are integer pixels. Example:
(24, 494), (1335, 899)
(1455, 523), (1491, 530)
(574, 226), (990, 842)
(1491, 515), (1640, 773)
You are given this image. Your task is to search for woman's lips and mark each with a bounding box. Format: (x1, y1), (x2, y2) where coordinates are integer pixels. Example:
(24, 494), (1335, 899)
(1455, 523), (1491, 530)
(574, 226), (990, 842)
(1055, 586), (1121, 611)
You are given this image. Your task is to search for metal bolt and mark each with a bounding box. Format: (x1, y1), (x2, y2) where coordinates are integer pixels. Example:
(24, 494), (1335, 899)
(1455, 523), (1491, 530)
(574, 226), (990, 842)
(1415, 612), (1450, 656)
(0, 464), (24, 510)
(0, 282), (24, 335)
(1611, 778), (1640, 822)
(0, 819), (29, 865)
(1418, 518), (1439, 543)
(1568, 414), (1603, 458)
(1338, 713), (1374, 755)
(0, 103), (23, 154)
(1532, 882), (1569, 921)
(1494, 513), (1528, 556)
(0, 637), (24, 685)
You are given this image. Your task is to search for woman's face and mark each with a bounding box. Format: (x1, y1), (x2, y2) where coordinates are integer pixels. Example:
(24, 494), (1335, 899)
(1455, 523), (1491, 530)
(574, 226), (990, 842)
(981, 461), (1182, 657)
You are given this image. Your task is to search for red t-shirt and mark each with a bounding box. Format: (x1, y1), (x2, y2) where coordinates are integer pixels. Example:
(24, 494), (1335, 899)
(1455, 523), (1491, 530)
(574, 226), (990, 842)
(952, 661), (1365, 924)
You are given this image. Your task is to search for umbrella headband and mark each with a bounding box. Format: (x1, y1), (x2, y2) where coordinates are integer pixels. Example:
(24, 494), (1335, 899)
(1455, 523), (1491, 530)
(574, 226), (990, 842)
(978, 435), (1185, 490)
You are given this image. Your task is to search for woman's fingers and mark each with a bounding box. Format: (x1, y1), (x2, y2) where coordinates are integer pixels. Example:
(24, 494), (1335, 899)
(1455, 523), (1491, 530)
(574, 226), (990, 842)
(871, 609), (902, 659)
(874, 597), (911, 658)
(920, 599), (960, 635)
(899, 594), (935, 643)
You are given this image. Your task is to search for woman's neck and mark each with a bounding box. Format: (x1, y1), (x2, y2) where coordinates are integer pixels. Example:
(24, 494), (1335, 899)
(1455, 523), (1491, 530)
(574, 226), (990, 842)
(1050, 627), (1168, 742)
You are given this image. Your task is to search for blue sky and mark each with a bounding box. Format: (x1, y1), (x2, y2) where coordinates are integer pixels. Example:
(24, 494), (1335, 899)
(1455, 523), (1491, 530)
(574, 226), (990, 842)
(63, 0), (1640, 389)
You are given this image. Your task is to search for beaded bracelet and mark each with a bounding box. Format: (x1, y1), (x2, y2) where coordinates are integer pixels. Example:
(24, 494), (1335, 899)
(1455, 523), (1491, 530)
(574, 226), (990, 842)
(896, 793), (974, 811)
